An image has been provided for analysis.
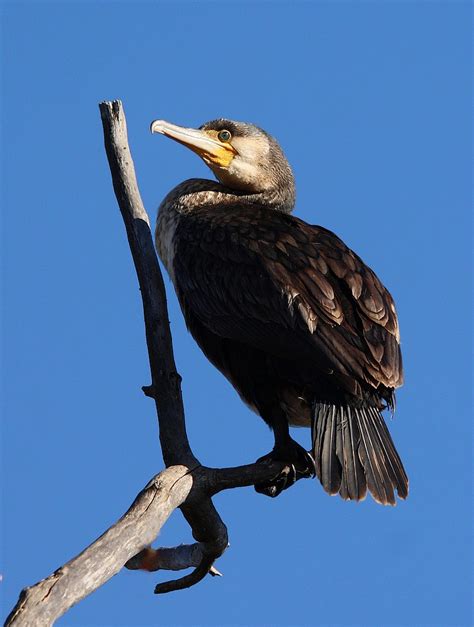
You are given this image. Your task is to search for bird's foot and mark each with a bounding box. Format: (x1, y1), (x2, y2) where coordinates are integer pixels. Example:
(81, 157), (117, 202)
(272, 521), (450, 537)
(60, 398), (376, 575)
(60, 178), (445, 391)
(254, 439), (315, 498)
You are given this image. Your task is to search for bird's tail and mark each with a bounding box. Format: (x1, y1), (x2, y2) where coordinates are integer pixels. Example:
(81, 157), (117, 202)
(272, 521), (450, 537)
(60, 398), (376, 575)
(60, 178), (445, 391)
(312, 403), (408, 505)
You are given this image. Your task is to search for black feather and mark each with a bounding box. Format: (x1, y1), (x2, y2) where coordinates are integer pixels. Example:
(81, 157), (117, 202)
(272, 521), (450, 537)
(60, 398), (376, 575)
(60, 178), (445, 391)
(320, 405), (342, 494)
(313, 403), (407, 505)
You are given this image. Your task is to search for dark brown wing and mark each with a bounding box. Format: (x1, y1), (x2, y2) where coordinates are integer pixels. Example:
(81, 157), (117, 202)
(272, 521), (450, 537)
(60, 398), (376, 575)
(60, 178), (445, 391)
(173, 205), (403, 395)
(265, 219), (403, 390)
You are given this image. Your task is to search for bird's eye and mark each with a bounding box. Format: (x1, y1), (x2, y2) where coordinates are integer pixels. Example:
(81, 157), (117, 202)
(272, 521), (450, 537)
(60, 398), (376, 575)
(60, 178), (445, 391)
(218, 130), (232, 142)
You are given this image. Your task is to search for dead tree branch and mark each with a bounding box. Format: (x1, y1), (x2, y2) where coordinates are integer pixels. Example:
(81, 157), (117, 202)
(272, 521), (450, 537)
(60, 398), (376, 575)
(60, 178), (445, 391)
(5, 100), (286, 626)
(5, 467), (193, 627)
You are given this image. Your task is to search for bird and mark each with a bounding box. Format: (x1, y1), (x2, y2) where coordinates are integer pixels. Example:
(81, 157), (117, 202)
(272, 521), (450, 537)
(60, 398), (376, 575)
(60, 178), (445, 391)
(151, 117), (408, 505)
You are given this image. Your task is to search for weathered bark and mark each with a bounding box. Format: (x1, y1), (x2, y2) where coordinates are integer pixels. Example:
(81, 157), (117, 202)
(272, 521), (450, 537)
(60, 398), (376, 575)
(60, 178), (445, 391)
(5, 467), (194, 627)
(5, 100), (286, 626)
(98, 99), (195, 468)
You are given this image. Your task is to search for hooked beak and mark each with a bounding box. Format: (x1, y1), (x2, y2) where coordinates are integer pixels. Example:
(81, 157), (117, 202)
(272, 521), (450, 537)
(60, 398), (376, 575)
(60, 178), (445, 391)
(150, 119), (236, 168)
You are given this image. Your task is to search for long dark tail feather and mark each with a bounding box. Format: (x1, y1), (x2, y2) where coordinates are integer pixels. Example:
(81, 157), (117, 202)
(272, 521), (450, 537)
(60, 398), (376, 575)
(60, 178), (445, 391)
(312, 403), (408, 505)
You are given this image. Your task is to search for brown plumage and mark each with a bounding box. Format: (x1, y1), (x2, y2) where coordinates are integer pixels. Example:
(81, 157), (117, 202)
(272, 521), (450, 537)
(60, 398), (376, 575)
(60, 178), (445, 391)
(151, 118), (408, 504)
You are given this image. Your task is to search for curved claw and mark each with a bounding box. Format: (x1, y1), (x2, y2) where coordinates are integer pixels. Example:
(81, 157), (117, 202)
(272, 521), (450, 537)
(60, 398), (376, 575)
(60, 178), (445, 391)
(254, 464), (296, 497)
(254, 444), (316, 497)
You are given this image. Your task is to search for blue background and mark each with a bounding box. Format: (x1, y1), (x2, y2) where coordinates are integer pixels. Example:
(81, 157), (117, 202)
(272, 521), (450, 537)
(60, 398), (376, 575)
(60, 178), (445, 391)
(2, 2), (472, 626)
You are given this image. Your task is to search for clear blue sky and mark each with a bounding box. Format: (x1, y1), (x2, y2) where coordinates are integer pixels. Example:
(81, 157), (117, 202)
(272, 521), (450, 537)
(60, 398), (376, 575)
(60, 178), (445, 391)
(2, 2), (472, 626)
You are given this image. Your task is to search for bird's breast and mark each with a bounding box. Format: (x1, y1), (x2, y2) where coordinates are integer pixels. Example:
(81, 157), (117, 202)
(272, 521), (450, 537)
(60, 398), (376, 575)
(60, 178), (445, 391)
(155, 203), (180, 283)
(155, 178), (228, 283)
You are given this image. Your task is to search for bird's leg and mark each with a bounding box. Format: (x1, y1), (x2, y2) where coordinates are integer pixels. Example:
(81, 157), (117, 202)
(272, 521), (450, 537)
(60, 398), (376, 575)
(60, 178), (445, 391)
(254, 412), (315, 498)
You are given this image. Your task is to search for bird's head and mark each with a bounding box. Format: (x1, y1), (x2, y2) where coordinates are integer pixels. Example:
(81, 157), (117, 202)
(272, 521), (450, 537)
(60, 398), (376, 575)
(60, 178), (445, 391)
(150, 118), (295, 211)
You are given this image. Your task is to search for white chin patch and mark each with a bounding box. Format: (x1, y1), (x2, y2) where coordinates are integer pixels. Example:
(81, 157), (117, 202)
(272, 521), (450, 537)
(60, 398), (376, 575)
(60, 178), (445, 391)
(213, 159), (270, 193)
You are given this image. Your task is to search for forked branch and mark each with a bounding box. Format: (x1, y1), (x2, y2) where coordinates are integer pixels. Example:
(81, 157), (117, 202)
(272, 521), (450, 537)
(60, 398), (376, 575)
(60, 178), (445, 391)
(5, 100), (285, 627)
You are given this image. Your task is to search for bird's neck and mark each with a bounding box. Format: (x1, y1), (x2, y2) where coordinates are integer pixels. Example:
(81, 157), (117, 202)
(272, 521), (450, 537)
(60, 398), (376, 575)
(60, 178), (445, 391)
(167, 178), (295, 213)
(155, 177), (295, 280)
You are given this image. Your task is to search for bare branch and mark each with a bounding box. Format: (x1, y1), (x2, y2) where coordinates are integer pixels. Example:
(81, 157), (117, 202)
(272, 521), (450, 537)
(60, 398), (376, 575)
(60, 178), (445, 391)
(98, 99), (196, 468)
(5, 100), (293, 626)
(125, 544), (223, 574)
(5, 467), (194, 627)
(97, 99), (232, 592)
(5, 459), (286, 625)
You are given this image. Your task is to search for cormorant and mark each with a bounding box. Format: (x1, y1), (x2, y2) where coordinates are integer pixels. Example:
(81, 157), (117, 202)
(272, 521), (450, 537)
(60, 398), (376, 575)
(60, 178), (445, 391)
(151, 118), (408, 505)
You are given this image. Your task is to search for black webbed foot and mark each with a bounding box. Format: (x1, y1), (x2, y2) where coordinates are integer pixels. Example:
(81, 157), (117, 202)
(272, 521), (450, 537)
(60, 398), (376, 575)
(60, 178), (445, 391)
(254, 439), (316, 498)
